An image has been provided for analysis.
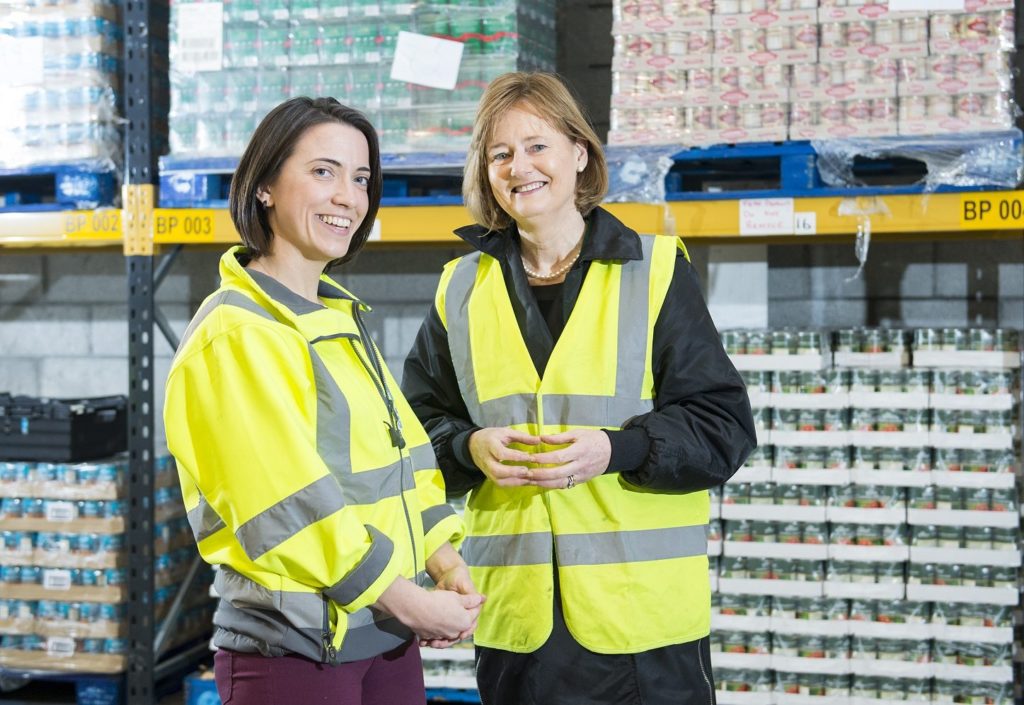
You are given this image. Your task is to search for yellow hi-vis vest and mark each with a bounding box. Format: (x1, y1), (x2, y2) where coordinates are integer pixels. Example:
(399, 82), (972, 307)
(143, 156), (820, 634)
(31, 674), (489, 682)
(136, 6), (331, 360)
(436, 233), (710, 654)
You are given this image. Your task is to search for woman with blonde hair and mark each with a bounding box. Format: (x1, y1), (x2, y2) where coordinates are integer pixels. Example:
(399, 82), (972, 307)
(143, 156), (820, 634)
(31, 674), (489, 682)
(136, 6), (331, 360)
(403, 73), (756, 704)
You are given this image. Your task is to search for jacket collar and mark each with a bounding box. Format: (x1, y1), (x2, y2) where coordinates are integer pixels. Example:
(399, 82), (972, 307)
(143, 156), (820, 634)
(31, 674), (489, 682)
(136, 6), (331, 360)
(219, 246), (367, 322)
(453, 206), (643, 263)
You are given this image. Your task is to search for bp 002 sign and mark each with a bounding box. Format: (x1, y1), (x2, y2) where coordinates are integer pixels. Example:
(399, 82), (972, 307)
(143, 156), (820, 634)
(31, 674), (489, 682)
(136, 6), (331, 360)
(960, 194), (1024, 229)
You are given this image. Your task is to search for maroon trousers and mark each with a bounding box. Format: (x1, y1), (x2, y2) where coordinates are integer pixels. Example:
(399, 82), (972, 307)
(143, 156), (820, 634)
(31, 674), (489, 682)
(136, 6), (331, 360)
(214, 640), (426, 705)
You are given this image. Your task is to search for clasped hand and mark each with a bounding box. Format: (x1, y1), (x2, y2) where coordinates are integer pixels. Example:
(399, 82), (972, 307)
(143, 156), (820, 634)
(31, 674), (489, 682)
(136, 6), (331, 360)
(467, 426), (611, 490)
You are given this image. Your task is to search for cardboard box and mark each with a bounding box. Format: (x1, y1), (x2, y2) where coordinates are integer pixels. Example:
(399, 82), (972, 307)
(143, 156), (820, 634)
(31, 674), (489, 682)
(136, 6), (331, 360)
(793, 81), (897, 101)
(613, 14), (712, 34)
(818, 5), (926, 22)
(612, 53), (713, 71)
(685, 86), (790, 106)
(713, 9), (818, 29)
(899, 115), (1014, 135)
(898, 76), (1007, 96)
(929, 36), (1010, 55)
(819, 42), (927, 62)
(713, 47), (816, 67)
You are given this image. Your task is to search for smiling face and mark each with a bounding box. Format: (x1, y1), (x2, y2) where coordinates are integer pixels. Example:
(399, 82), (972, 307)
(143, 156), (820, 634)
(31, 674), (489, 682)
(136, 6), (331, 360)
(259, 121), (370, 270)
(486, 103), (587, 227)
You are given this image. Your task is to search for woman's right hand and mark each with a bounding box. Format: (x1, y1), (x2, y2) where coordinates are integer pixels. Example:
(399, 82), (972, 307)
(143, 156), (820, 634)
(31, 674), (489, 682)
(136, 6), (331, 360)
(375, 577), (483, 642)
(468, 427), (541, 486)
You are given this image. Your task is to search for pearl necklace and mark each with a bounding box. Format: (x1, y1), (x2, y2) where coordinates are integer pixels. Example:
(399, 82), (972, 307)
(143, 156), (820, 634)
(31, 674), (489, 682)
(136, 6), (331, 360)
(521, 238), (583, 281)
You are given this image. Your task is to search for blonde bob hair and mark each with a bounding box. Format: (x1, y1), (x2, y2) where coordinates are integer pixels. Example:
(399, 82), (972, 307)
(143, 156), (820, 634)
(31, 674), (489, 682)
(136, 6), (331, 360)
(463, 72), (608, 232)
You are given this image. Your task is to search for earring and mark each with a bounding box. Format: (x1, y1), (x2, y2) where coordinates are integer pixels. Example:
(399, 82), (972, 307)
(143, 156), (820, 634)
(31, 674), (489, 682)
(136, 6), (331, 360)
(577, 165), (584, 173)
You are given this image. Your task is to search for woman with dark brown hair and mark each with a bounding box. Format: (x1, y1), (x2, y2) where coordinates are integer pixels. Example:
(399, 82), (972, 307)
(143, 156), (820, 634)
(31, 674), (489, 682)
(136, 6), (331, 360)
(403, 74), (756, 704)
(165, 97), (483, 704)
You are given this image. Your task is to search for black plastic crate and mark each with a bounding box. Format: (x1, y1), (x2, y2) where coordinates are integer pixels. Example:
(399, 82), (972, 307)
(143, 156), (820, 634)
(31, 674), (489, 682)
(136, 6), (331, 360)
(0, 394), (127, 462)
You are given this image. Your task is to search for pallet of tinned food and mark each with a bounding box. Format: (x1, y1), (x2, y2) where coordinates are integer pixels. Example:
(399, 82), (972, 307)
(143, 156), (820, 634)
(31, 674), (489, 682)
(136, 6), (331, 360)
(612, 14), (712, 34)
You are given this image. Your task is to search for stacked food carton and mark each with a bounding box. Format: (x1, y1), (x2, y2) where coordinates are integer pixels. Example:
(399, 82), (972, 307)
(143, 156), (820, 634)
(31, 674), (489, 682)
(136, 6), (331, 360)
(898, 0), (1015, 135)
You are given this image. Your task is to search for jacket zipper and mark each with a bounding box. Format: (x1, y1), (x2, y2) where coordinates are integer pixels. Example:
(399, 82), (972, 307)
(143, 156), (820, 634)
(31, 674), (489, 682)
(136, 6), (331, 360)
(697, 636), (714, 704)
(351, 306), (420, 578)
(321, 596), (337, 664)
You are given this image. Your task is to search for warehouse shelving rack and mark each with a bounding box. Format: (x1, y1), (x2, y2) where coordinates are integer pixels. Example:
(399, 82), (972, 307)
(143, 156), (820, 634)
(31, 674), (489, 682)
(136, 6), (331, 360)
(0, 6), (1019, 703)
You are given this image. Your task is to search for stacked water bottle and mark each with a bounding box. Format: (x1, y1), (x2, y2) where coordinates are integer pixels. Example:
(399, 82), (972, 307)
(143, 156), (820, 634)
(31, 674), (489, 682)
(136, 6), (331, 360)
(169, 0), (556, 157)
(708, 326), (1020, 704)
(0, 455), (214, 673)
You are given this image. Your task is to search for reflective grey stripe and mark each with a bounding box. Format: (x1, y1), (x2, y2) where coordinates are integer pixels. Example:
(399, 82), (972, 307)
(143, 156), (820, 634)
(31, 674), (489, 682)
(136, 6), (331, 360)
(422, 503), (456, 535)
(443, 236), (659, 431)
(186, 494), (225, 543)
(463, 525), (708, 568)
(555, 525), (709, 567)
(235, 475), (346, 561)
(542, 394), (653, 429)
(308, 345), (354, 481)
(409, 442), (437, 473)
(323, 526), (395, 606)
(342, 441), (437, 505)
(444, 253), (487, 423)
(614, 235), (656, 403)
(461, 532), (553, 567)
(175, 289), (276, 358)
(477, 393), (538, 428)
(213, 566), (412, 664)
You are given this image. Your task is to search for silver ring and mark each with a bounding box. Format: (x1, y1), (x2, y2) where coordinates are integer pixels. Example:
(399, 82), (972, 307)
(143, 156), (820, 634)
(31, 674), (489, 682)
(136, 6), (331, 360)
(565, 474), (576, 490)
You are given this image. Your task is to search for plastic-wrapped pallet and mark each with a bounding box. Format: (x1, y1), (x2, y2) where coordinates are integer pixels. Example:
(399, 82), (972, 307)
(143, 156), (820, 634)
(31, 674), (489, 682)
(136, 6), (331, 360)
(0, 455), (216, 675)
(168, 0), (555, 157)
(0, 0), (121, 169)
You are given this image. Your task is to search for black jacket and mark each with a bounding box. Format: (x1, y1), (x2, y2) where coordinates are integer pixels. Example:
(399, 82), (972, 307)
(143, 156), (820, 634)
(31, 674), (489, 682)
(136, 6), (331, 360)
(402, 206), (757, 496)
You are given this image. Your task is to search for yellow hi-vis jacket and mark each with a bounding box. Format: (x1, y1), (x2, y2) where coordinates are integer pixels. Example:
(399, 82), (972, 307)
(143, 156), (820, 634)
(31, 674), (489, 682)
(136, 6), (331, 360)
(436, 232), (710, 654)
(164, 247), (463, 664)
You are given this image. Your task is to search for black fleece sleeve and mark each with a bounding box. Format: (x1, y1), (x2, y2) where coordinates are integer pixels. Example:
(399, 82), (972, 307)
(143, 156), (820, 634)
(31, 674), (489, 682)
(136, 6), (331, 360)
(402, 303), (484, 498)
(620, 253), (757, 492)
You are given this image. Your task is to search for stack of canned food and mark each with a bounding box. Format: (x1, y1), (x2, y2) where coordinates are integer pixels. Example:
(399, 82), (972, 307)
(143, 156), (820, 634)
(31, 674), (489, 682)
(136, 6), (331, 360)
(913, 327), (1021, 352)
(933, 369), (1016, 395)
(723, 482), (826, 506)
(835, 327), (908, 354)
(0, 498), (125, 521)
(853, 446), (931, 472)
(775, 446), (849, 470)
(721, 328), (827, 356)
(909, 523), (1019, 551)
(720, 556), (825, 581)
(830, 484), (906, 509)
(724, 519), (829, 546)
(0, 634), (127, 656)
(829, 523), (907, 548)
(849, 367), (930, 392)
(0, 565), (127, 588)
(850, 407), (930, 432)
(773, 369), (847, 394)
(931, 409), (1015, 435)
(0, 456), (175, 498)
(826, 559), (904, 584)
(773, 407), (849, 432)
(908, 486), (1017, 512)
(907, 562), (1017, 590)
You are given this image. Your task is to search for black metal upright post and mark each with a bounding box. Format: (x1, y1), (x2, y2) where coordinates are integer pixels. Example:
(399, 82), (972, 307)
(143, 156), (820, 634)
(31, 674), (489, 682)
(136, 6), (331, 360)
(123, 0), (164, 702)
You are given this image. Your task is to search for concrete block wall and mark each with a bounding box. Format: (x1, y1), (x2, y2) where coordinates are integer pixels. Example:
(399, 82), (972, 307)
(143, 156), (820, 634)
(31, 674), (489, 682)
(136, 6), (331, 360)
(2, 237), (1020, 440)
(768, 239), (1024, 330)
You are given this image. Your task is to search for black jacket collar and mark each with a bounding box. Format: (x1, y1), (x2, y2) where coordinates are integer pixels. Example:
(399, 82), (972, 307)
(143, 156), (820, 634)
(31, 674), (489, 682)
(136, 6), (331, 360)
(453, 206), (643, 262)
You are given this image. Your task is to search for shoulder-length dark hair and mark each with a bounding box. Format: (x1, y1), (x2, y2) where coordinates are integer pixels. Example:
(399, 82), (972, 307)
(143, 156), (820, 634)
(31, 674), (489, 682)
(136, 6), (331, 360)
(229, 97), (382, 268)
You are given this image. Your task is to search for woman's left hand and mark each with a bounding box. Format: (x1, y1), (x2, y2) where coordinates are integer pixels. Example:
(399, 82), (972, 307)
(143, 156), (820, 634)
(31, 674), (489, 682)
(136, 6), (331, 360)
(523, 429), (611, 490)
(422, 544), (484, 649)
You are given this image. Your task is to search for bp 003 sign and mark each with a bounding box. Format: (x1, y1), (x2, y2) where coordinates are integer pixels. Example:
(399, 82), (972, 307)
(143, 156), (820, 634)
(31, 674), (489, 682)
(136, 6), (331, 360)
(960, 194), (1024, 229)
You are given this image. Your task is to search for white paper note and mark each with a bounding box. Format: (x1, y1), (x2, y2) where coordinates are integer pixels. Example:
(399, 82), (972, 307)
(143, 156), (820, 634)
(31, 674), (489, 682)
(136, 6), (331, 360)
(390, 31), (464, 90)
(176, 2), (224, 72)
(0, 37), (43, 86)
(740, 198), (795, 236)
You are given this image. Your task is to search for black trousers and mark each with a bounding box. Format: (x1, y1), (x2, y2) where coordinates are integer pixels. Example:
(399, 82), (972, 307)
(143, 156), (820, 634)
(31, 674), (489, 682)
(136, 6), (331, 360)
(475, 579), (716, 705)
